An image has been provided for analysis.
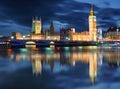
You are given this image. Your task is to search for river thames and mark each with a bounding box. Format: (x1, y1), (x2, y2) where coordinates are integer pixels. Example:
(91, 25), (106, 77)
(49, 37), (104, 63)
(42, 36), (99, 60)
(0, 46), (120, 89)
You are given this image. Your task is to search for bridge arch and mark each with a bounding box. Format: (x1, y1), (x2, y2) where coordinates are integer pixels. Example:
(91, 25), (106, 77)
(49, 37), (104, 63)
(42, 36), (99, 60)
(50, 41), (55, 45)
(25, 41), (36, 48)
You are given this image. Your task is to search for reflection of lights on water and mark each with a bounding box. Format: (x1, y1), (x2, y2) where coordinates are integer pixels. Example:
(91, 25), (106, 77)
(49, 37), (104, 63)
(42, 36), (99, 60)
(43, 62), (69, 73)
(78, 46), (83, 49)
(32, 48), (39, 51)
(98, 54), (103, 65)
(46, 54), (51, 59)
(10, 54), (14, 59)
(64, 52), (70, 58)
(78, 46), (83, 48)
(45, 47), (51, 51)
(72, 46), (76, 50)
(87, 46), (97, 49)
(20, 48), (28, 52)
(7, 49), (12, 56)
(45, 47), (55, 52)
(11, 36), (14, 39)
(64, 47), (70, 51)
(72, 61), (76, 66)
(21, 54), (28, 60)
(117, 61), (120, 66)
(50, 45), (55, 48)
(56, 47), (60, 51)
(34, 54), (39, 58)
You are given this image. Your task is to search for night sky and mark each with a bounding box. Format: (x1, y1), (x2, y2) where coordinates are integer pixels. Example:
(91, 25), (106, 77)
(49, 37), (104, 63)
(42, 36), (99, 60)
(0, 0), (120, 35)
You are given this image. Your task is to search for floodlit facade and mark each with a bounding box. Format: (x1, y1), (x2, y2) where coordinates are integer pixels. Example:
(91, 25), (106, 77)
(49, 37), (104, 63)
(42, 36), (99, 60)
(70, 31), (90, 41)
(69, 6), (97, 41)
(89, 6), (97, 41)
(32, 17), (42, 35)
(46, 34), (60, 40)
(11, 6), (97, 41)
(30, 17), (45, 40)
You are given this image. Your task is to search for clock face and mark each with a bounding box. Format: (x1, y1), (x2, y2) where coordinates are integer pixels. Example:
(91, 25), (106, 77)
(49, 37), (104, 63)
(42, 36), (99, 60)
(89, 19), (92, 21)
(89, 18), (96, 22)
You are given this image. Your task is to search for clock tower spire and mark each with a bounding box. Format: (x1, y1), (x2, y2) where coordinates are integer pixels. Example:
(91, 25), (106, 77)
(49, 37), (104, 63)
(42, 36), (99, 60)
(90, 5), (94, 16)
(89, 5), (97, 41)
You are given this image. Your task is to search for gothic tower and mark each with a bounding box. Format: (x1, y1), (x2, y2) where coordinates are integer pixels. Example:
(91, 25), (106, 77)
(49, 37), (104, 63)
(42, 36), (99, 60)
(89, 6), (97, 41)
(32, 17), (42, 35)
(50, 21), (54, 35)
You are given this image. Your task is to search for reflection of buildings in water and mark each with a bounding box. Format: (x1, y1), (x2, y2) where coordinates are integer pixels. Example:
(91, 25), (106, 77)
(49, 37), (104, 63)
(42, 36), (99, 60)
(89, 52), (97, 85)
(32, 59), (42, 75)
(11, 47), (99, 83)
(8, 47), (120, 84)
(103, 52), (120, 67)
(60, 51), (70, 65)
(32, 60), (55, 75)
(30, 53), (43, 75)
(12, 49), (60, 74)
(7, 48), (12, 57)
(30, 51), (60, 74)
(69, 52), (90, 65)
(98, 53), (103, 66)
(68, 50), (98, 84)
(103, 52), (120, 61)
(15, 54), (29, 61)
(49, 59), (55, 72)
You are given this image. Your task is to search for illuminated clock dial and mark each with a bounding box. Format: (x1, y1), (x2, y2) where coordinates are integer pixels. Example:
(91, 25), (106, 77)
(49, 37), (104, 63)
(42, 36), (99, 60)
(94, 19), (96, 21)
(90, 19), (92, 21)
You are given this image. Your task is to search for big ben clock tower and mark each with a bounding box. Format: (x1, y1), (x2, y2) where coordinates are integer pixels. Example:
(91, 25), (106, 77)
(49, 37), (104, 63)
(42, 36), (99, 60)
(89, 6), (97, 41)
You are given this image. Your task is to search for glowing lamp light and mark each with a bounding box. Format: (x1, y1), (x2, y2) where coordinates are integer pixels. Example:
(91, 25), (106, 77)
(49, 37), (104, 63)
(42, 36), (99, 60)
(11, 36), (14, 39)
(47, 36), (50, 40)
(23, 35), (26, 38)
(54, 37), (56, 40)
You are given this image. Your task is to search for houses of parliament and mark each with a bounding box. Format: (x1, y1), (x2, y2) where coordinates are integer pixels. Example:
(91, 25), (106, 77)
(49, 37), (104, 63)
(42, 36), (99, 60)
(13, 6), (97, 42)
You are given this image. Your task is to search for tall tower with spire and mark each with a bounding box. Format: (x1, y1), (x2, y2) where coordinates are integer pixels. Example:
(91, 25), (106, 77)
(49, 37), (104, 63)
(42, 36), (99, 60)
(32, 17), (42, 35)
(89, 5), (97, 41)
(50, 21), (54, 35)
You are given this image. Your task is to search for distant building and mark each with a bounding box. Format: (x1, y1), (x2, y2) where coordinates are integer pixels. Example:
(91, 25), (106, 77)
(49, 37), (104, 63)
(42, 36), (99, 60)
(104, 27), (120, 41)
(11, 32), (22, 40)
(97, 28), (103, 41)
(0, 36), (11, 40)
(60, 28), (73, 41)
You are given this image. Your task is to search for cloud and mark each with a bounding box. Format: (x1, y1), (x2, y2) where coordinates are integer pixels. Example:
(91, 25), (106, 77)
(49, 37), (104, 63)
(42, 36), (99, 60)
(97, 7), (120, 32)
(0, 20), (30, 35)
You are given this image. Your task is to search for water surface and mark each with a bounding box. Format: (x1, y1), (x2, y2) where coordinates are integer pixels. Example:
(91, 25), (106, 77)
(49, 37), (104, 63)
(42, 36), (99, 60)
(0, 46), (120, 89)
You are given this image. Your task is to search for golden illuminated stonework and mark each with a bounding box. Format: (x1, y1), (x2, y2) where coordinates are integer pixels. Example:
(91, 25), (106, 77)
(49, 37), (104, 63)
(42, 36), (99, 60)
(89, 6), (97, 41)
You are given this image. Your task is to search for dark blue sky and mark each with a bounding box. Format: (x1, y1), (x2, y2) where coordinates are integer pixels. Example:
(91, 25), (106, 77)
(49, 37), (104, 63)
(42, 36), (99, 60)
(0, 0), (120, 35)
